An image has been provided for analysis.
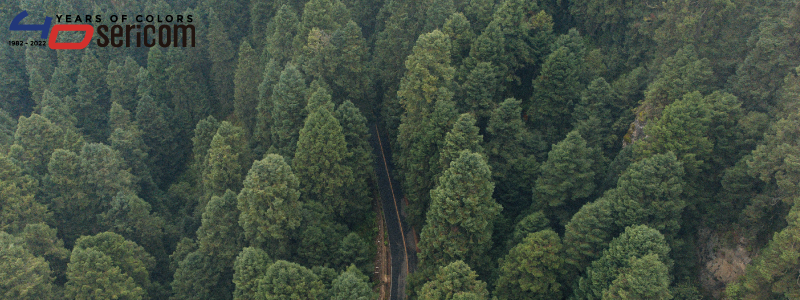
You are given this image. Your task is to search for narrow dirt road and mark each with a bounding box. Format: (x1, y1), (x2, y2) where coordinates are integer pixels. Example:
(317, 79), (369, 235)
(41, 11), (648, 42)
(369, 124), (414, 300)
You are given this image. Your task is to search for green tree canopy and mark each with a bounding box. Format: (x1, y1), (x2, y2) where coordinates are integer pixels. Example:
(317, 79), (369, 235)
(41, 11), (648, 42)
(419, 260), (489, 300)
(495, 230), (564, 300)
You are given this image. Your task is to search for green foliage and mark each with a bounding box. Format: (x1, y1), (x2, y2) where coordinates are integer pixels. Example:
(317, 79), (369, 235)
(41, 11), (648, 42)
(602, 254), (672, 300)
(575, 225), (672, 300)
(11, 113), (82, 176)
(747, 109), (800, 201)
(642, 45), (714, 111)
(335, 100), (375, 223)
(253, 59), (283, 155)
(439, 113), (483, 175)
(442, 13), (474, 69)
(572, 77), (619, 155)
(270, 64), (308, 159)
(528, 44), (584, 143)
(495, 230), (564, 300)
(0, 232), (56, 300)
(233, 247), (272, 300)
(419, 151), (501, 272)
(485, 98), (541, 213)
(491, 0), (554, 74)
(293, 103), (355, 218)
(727, 199), (800, 299)
(0, 152), (47, 234)
(106, 57), (140, 112)
(234, 41), (261, 135)
(264, 4), (300, 65)
(201, 121), (250, 208)
(257, 260), (326, 299)
(419, 260), (489, 300)
(508, 211), (550, 249)
(459, 61), (502, 118)
(535, 130), (597, 211)
(237, 154), (301, 254)
(330, 265), (375, 300)
(397, 30), (458, 227)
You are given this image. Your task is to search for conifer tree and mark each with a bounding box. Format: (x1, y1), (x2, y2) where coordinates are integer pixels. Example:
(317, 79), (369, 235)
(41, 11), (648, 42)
(439, 113), (483, 174)
(572, 77), (618, 155)
(397, 30), (458, 227)
(507, 210), (550, 249)
(529, 45), (584, 143)
(330, 265), (375, 300)
(603, 254), (672, 300)
(293, 101), (354, 218)
(270, 64), (308, 159)
(418, 260), (489, 300)
(335, 100), (375, 222)
(574, 225), (672, 300)
(68, 232), (155, 298)
(192, 116), (221, 175)
(207, 9), (237, 115)
(145, 48), (170, 106)
(460, 62), (502, 118)
(201, 122), (250, 213)
(423, 0), (455, 33)
(106, 56), (140, 112)
(0, 232), (57, 300)
(330, 21), (372, 110)
(20, 223), (70, 281)
(11, 113), (81, 176)
(0, 109), (16, 147)
(419, 151), (501, 271)
(495, 230), (564, 300)
(534, 130), (597, 223)
(237, 154), (301, 255)
(442, 13), (474, 69)
(0, 151), (47, 234)
(257, 260), (326, 300)
(109, 102), (153, 193)
(234, 41), (261, 136)
(264, 4), (300, 65)
(135, 93), (178, 186)
(233, 247), (272, 300)
(491, 0), (554, 72)
(253, 59), (283, 155)
(485, 98), (541, 214)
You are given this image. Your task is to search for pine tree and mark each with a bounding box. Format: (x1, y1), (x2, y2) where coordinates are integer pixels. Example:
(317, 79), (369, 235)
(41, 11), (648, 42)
(397, 30), (458, 227)
(11, 113), (81, 176)
(0, 232), (56, 300)
(108, 103), (153, 193)
(207, 9), (237, 115)
(439, 113), (483, 174)
(20, 223), (70, 281)
(257, 260), (326, 300)
(0, 109), (16, 147)
(264, 4), (300, 65)
(135, 93), (178, 186)
(293, 102), (354, 218)
(201, 122), (250, 213)
(418, 260), (489, 300)
(330, 265), (375, 300)
(528, 45), (584, 144)
(507, 210), (550, 249)
(191, 190), (244, 299)
(491, 0), (554, 73)
(70, 232), (155, 297)
(237, 154), (301, 256)
(572, 77), (618, 155)
(495, 230), (564, 300)
(106, 56), (140, 112)
(234, 41), (262, 136)
(145, 48), (170, 106)
(423, 0), (455, 33)
(253, 59), (283, 155)
(459, 62), (502, 118)
(419, 151), (501, 271)
(270, 64), (308, 160)
(574, 225), (672, 300)
(442, 13), (474, 69)
(602, 254), (672, 300)
(335, 100), (375, 223)
(233, 247), (272, 300)
(485, 98), (541, 214)
(534, 130), (597, 223)
(329, 20), (372, 110)
(0, 152), (47, 234)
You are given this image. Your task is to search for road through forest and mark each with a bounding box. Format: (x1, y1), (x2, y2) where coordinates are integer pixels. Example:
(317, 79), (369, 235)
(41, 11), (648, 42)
(370, 124), (415, 300)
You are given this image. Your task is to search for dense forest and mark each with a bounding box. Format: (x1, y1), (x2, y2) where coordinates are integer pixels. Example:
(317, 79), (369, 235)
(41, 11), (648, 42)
(1, 0), (800, 299)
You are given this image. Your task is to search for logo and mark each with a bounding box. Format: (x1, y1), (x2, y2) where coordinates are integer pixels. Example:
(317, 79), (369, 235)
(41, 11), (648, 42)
(9, 11), (194, 50)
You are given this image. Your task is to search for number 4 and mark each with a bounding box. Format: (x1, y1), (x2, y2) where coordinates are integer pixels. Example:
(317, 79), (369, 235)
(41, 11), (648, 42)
(9, 11), (52, 39)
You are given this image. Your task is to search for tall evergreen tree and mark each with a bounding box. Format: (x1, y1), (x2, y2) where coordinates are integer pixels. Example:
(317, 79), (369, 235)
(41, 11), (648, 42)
(0, 232), (57, 300)
(263, 4), (300, 66)
(234, 41), (261, 136)
(419, 151), (501, 272)
(237, 154), (301, 257)
(418, 260), (489, 300)
(270, 64), (308, 160)
(257, 260), (326, 300)
(293, 102), (354, 218)
(335, 100), (375, 222)
(439, 113), (483, 174)
(201, 122), (250, 214)
(233, 247), (272, 300)
(106, 56), (140, 112)
(396, 30), (458, 227)
(253, 59), (283, 155)
(495, 230), (564, 300)
(330, 265), (375, 300)
(574, 225), (672, 300)
(0, 152), (47, 234)
(534, 130), (597, 224)
(485, 98), (541, 215)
